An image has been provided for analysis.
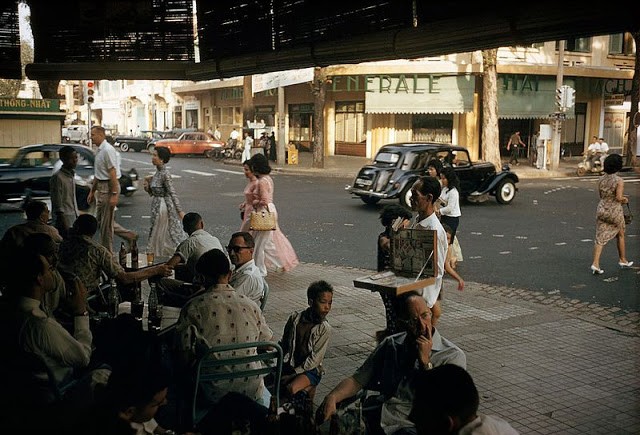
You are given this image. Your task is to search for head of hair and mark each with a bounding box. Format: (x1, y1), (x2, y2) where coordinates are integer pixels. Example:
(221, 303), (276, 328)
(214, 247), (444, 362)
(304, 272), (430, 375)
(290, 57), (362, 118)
(59, 145), (76, 161)
(415, 176), (442, 204)
(395, 291), (424, 322)
(307, 280), (333, 301)
(603, 153), (622, 174)
(249, 153), (272, 175)
(195, 248), (231, 284)
(441, 166), (460, 191)
(182, 212), (202, 234)
(6, 249), (46, 291)
(231, 231), (255, 248)
(427, 158), (443, 176)
(24, 200), (47, 220)
(379, 204), (412, 227)
(410, 364), (479, 434)
(72, 214), (98, 236)
(155, 146), (171, 163)
(91, 125), (106, 135)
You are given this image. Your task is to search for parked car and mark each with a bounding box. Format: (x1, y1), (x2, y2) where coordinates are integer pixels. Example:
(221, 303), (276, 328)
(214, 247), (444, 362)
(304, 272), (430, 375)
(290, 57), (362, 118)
(113, 134), (150, 153)
(346, 142), (519, 207)
(61, 125), (89, 144)
(152, 131), (225, 157)
(0, 143), (138, 210)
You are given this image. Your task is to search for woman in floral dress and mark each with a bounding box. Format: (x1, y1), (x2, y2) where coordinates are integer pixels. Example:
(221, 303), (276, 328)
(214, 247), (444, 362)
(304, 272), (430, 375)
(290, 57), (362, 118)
(590, 154), (633, 274)
(146, 146), (187, 258)
(249, 153), (299, 276)
(239, 160), (258, 232)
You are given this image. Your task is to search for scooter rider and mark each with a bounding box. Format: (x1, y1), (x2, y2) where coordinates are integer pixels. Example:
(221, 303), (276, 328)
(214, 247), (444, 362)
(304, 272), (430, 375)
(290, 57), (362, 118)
(586, 136), (602, 169)
(598, 137), (609, 167)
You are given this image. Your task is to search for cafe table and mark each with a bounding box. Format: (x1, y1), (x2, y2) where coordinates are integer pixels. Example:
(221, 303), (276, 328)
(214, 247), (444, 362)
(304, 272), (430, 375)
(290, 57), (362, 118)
(117, 301), (181, 332)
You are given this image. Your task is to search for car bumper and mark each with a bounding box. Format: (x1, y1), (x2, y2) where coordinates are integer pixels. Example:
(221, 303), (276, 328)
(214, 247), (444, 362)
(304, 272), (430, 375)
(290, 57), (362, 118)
(346, 186), (395, 199)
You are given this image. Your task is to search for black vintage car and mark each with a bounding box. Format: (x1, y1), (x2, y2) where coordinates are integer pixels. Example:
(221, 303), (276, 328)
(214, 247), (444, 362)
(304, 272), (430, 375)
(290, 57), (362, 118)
(347, 143), (519, 207)
(113, 130), (167, 152)
(0, 143), (138, 210)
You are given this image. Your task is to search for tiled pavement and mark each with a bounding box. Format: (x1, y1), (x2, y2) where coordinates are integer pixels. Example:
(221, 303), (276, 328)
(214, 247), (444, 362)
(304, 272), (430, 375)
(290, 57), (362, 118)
(264, 262), (640, 435)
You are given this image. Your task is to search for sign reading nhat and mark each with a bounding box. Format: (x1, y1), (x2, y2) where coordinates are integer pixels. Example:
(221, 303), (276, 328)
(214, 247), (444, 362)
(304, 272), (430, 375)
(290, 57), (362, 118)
(0, 98), (60, 112)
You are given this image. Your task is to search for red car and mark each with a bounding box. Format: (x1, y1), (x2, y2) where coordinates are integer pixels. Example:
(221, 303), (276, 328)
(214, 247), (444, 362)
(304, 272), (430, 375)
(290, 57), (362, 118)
(152, 132), (225, 158)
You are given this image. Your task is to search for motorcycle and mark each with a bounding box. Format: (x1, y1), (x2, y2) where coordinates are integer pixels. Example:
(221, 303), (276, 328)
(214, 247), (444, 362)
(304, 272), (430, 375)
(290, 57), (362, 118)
(576, 152), (605, 176)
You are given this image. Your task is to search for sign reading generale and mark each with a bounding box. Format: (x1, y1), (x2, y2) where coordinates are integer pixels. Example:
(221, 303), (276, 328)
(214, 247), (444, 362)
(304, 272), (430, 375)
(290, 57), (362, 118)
(329, 74), (449, 94)
(0, 98), (60, 112)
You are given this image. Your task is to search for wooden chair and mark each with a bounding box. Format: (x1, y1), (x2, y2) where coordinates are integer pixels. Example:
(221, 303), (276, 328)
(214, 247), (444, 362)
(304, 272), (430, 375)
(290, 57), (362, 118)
(189, 340), (283, 429)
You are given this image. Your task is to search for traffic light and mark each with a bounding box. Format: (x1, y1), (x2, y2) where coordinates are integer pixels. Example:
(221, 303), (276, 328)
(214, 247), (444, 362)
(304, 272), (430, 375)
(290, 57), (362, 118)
(564, 86), (576, 109)
(86, 81), (95, 104)
(555, 87), (565, 110)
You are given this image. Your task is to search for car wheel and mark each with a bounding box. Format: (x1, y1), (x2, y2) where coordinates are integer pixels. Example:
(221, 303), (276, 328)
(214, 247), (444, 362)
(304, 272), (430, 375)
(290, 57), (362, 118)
(360, 196), (380, 205)
(120, 142), (130, 152)
(576, 167), (587, 176)
(496, 179), (516, 204)
(399, 184), (413, 208)
(204, 149), (214, 158)
(234, 150), (243, 160)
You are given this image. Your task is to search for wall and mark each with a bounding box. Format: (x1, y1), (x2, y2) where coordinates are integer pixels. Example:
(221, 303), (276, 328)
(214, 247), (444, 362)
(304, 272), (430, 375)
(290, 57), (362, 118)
(0, 119), (62, 160)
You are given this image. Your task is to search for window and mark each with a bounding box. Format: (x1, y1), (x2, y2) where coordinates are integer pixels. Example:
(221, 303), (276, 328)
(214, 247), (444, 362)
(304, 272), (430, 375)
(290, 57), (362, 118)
(556, 37), (591, 53)
(255, 106), (275, 126)
(609, 33), (636, 55)
(335, 101), (366, 143)
(412, 114), (453, 143)
(173, 105), (183, 128)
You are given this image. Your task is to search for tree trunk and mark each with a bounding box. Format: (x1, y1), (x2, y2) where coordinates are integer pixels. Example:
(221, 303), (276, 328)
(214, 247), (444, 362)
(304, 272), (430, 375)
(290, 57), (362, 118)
(311, 67), (326, 168)
(626, 30), (639, 167)
(481, 49), (501, 169)
(242, 75), (255, 131)
(37, 80), (59, 99)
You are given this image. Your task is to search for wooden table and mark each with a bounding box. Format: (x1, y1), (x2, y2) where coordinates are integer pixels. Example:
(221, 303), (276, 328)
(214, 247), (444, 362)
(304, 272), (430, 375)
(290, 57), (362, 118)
(353, 270), (435, 297)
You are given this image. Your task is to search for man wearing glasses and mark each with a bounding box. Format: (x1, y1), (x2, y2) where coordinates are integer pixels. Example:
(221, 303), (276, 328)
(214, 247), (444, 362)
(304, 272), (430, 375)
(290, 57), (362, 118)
(227, 232), (266, 307)
(157, 212), (224, 307)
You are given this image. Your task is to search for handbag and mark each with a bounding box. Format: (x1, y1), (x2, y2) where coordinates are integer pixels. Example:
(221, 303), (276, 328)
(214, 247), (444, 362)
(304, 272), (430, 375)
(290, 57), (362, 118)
(250, 208), (276, 231)
(624, 203), (633, 225)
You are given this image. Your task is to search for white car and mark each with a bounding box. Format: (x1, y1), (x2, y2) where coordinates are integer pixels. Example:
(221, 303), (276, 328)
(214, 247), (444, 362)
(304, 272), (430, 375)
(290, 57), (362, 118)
(62, 125), (88, 144)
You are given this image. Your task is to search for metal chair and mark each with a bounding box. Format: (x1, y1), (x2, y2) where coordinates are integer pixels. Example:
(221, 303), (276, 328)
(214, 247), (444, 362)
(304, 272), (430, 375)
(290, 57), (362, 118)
(260, 281), (270, 311)
(190, 340), (283, 429)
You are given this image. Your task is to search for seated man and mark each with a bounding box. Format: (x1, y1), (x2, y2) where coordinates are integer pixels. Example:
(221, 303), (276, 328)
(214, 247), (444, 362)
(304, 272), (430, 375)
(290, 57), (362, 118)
(318, 291), (466, 435)
(598, 137), (609, 166)
(587, 136), (601, 167)
(228, 231), (266, 307)
(157, 212), (224, 307)
(58, 215), (172, 300)
(410, 364), (518, 435)
(174, 248), (274, 407)
(1, 200), (62, 249)
(22, 233), (66, 317)
(4, 248), (92, 390)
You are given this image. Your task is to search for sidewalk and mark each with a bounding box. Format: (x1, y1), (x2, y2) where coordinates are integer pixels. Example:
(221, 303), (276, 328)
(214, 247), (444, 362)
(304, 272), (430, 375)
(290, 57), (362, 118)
(227, 150), (579, 179)
(264, 263), (640, 435)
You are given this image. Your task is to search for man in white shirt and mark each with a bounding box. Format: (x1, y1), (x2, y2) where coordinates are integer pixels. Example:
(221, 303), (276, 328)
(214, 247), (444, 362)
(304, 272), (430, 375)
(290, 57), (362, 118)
(242, 131), (254, 162)
(409, 176), (448, 309)
(598, 137), (609, 166)
(227, 231), (266, 307)
(587, 136), (601, 168)
(229, 127), (240, 149)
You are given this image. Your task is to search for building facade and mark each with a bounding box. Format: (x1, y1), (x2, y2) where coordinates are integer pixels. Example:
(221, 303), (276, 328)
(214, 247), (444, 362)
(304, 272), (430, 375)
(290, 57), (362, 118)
(172, 33), (636, 161)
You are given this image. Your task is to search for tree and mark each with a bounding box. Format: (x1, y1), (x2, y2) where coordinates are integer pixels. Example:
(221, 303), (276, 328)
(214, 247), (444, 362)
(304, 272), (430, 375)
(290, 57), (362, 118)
(481, 49), (501, 169)
(626, 30), (639, 167)
(310, 67), (327, 168)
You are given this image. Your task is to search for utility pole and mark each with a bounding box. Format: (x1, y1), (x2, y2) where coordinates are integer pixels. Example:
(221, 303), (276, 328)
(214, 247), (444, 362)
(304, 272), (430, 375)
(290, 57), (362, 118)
(550, 41), (564, 171)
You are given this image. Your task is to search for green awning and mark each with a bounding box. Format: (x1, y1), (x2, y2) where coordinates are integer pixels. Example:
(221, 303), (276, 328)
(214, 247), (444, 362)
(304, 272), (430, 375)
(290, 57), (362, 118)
(498, 77), (575, 119)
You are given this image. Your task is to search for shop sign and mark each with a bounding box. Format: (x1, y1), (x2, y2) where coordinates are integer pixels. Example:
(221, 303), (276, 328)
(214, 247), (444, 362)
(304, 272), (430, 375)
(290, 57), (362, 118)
(0, 98), (60, 112)
(604, 94), (625, 106)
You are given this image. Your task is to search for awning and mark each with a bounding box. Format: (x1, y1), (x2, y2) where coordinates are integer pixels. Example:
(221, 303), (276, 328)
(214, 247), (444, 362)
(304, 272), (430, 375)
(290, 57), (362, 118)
(365, 75), (475, 114)
(498, 77), (575, 119)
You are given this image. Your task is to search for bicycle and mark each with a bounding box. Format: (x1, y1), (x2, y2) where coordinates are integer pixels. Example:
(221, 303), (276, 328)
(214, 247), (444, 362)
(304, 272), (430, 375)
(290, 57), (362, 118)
(560, 144), (572, 161)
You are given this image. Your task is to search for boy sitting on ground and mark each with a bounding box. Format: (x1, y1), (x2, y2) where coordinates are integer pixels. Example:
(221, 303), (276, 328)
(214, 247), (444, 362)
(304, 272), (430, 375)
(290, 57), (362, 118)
(279, 280), (333, 408)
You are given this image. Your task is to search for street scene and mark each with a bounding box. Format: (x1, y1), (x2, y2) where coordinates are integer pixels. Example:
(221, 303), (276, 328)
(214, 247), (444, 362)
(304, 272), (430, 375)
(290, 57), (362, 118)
(0, 2), (638, 434)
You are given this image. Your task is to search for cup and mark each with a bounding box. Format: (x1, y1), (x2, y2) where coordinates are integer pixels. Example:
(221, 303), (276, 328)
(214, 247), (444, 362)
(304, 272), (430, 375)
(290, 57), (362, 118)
(148, 307), (163, 331)
(131, 299), (144, 321)
(146, 251), (155, 265)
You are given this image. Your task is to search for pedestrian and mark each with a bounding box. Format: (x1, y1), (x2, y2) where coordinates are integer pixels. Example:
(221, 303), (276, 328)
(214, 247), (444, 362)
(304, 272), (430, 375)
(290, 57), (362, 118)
(239, 160), (258, 233)
(590, 154), (633, 274)
(49, 145), (79, 237)
(213, 125), (222, 141)
(249, 154), (299, 276)
(269, 131), (277, 162)
(87, 126), (136, 253)
(242, 131), (253, 162)
(229, 127), (240, 149)
(437, 167), (461, 242)
(145, 146), (187, 259)
(506, 131), (525, 166)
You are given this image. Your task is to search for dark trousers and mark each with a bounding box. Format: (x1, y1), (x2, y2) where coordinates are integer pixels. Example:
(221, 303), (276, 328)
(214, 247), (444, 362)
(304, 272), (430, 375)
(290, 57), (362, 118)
(508, 147), (519, 164)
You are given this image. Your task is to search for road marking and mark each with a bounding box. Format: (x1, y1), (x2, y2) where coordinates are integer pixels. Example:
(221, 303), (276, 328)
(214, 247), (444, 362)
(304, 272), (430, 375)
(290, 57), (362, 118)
(555, 242), (567, 246)
(515, 236), (527, 239)
(581, 239), (592, 242)
(470, 232), (482, 235)
(529, 246), (539, 250)
(492, 234), (504, 237)
(469, 256), (482, 259)
(183, 170), (217, 176)
(499, 251), (511, 254)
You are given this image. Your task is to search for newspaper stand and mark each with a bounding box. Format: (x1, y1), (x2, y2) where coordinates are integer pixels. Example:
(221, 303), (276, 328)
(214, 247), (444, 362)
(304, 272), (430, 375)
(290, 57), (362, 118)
(354, 228), (437, 297)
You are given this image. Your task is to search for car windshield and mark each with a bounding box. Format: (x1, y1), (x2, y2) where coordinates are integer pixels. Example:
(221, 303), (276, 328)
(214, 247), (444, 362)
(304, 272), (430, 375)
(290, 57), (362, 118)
(374, 152), (400, 165)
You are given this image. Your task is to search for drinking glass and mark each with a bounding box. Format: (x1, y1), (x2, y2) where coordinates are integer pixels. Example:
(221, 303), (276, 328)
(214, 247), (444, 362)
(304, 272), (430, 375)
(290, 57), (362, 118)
(146, 251), (155, 266)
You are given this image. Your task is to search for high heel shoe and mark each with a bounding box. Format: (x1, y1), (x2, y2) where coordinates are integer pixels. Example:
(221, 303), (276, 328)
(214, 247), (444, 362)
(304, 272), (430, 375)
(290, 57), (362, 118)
(618, 261), (634, 269)
(590, 265), (604, 275)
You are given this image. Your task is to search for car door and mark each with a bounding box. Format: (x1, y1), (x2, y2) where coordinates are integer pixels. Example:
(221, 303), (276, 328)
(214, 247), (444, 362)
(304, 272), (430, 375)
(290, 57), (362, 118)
(446, 150), (481, 196)
(18, 149), (58, 196)
(183, 133), (198, 154)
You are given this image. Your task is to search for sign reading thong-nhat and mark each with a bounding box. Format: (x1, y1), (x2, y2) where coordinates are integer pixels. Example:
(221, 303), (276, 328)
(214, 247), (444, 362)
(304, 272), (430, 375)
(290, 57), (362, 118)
(0, 98), (61, 112)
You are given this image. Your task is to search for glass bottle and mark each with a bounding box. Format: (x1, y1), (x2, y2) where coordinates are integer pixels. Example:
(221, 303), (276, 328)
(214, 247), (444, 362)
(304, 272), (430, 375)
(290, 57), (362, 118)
(118, 242), (127, 268)
(108, 278), (120, 318)
(131, 282), (144, 321)
(147, 282), (162, 331)
(130, 239), (139, 269)
(266, 395), (279, 434)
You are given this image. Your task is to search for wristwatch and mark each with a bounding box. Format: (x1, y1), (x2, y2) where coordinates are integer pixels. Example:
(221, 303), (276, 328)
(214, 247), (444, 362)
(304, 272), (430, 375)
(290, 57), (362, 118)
(75, 310), (89, 317)
(422, 361), (433, 370)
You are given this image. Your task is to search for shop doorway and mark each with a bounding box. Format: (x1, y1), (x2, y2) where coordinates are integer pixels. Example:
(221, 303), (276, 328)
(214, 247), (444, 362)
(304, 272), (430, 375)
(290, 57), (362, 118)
(499, 119), (536, 160)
